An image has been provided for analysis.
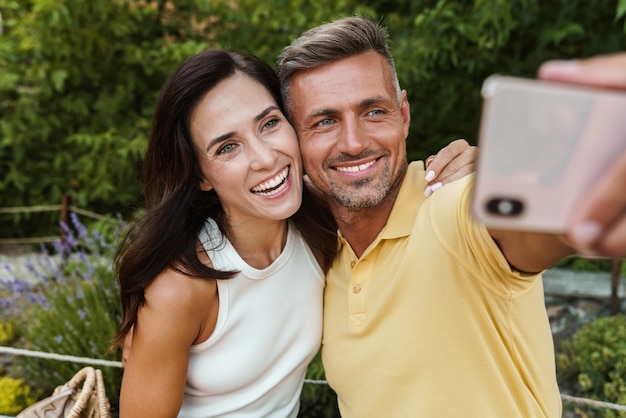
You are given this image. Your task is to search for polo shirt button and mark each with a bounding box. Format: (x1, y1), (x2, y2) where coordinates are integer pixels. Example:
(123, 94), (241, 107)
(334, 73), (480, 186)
(350, 261), (356, 268)
(352, 285), (361, 294)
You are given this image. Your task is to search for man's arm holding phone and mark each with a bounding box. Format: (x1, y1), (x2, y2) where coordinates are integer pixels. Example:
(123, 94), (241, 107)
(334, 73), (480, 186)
(488, 229), (574, 274)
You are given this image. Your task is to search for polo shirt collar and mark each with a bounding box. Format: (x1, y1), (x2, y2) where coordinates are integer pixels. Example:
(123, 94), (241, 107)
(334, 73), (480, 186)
(336, 161), (426, 247)
(378, 161), (426, 240)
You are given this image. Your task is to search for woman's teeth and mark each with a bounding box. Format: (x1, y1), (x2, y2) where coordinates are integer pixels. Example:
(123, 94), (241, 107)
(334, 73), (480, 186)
(251, 167), (289, 196)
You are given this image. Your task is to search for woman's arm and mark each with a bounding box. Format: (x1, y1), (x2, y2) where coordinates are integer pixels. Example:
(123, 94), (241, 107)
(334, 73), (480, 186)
(120, 270), (218, 418)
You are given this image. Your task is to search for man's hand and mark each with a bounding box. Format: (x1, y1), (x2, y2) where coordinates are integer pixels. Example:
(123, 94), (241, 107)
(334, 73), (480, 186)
(565, 152), (626, 258)
(539, 53), (626, 257)
(424, 138), (477, 197)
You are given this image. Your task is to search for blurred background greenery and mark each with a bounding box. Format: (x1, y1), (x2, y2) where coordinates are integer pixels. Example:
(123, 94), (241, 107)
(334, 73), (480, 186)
(1, 0), (625, 238)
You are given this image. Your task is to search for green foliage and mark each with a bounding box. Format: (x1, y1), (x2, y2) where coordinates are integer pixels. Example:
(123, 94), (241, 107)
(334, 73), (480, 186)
(0, 0), (212, 236)
(619, 0), (626, 30)
(557, 256), (616, 272)
(1, 0), (625, 238)
(1, 214), (124, 409)
(383, 0), (626, 161)
(202, 0), (373, 65)
(558, 315), (626, 418)
(300, 351), (340, 418)
(0, 376), (41, 415)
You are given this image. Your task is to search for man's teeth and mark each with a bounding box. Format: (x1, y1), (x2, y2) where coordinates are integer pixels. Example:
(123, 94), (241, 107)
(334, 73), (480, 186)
(335, 160), (375, 173)
(251, 167), (289, 195)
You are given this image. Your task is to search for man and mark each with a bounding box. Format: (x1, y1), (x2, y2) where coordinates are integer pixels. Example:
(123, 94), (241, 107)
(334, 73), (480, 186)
(539, 53), (626, 258)
(277, 16), (574, 417)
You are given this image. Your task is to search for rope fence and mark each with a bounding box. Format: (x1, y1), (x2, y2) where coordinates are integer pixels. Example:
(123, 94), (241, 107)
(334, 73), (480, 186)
(0, 201), (105, 246)
(0, 345), (328, 385)
(0, 204), (104, 219)
(0, 346), (122, 369)
(561, 394), (626, 412)
(1, 346), (626, 413)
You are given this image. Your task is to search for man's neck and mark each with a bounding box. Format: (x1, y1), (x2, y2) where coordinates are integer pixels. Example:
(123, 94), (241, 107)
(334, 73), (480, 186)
(331, 185), (401, 258)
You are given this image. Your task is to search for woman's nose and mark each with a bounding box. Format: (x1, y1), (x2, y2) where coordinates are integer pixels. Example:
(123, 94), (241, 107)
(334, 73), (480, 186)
(249, 138), (278, 170)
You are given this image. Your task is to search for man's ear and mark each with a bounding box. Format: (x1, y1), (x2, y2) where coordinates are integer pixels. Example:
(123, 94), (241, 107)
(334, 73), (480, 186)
(198, 177), (213, 192)
(400, 90), (411, 128)
(399, 90), (411, 140)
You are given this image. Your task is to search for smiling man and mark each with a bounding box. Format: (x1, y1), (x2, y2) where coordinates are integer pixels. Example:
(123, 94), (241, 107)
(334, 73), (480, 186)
(277, 16), (574, 418)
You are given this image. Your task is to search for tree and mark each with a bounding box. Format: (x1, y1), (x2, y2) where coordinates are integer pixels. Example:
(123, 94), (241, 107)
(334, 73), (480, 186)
(0, 0), (624, 237)
(0, 0), (365, 237)
(378, 0), (626, 160)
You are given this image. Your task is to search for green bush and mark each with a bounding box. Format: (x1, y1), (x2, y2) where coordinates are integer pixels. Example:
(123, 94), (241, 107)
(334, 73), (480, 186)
(300, 351), (340, 417)
(0, 376), (41, 415)
(0, 317), (36, 416)
(556, 255), (617, 273)
(2, 0), (625, 237)
(558, 315), (626, 418)
(1, 214), (124, 411)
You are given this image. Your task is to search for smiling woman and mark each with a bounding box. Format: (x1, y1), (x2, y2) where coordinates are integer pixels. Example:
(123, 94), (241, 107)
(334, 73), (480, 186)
(110, 49), (337, 418)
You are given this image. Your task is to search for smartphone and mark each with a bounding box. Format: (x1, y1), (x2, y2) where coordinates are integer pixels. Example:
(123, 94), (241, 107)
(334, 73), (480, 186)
(472, 75), (626, 233)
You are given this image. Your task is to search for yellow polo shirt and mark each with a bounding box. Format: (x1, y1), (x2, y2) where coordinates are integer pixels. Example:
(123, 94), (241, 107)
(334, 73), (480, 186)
(322, 161), (560, 417)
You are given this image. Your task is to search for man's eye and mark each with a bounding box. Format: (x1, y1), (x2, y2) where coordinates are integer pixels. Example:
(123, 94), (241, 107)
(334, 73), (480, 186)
(316, 118), (334, 128)
(368, 109), (384, 116)
(218, 143), (236, 154)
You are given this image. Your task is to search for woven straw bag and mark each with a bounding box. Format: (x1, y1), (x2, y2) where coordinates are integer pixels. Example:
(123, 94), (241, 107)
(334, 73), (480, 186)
(17, 366), (111, 418)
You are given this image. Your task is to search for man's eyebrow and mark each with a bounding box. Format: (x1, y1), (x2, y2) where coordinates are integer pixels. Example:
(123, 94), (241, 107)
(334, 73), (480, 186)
(206, 105), (280, 151)
(309, 108), (338, 118)
(359, 96), (385, 107)
(307, 96), (386, 119)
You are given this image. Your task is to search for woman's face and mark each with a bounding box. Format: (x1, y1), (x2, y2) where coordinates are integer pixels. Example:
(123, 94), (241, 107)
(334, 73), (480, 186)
(190, 73), (303, 224)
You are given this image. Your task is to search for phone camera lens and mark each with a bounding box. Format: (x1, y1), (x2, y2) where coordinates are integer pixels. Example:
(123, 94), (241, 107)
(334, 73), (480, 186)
(486, 198), (523, 217)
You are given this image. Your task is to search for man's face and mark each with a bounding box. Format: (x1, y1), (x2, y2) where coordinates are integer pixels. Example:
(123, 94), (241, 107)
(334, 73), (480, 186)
(288, 51), (410, 211)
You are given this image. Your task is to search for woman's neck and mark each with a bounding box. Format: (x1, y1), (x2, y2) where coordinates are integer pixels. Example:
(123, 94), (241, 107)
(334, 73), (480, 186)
(226, 219), (289, 269)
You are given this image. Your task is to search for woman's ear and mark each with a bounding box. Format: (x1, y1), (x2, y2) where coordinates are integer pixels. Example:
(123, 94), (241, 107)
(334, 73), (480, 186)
(198, 177), (213, 192)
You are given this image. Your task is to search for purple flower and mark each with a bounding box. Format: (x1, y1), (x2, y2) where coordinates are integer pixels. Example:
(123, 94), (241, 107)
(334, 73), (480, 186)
(84, 264), (94, 281)
(75, 284), (84, 299)
(52, 239), (64, 255)
(3, 262), (13, 274)
(71, 213), (89, 239)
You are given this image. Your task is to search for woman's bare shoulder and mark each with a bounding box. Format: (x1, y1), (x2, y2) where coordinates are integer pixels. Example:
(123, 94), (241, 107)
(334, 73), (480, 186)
(146, 268), (216, 310)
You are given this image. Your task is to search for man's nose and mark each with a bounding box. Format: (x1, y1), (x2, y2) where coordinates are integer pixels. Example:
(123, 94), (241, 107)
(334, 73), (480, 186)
(336, 119), (365, 155)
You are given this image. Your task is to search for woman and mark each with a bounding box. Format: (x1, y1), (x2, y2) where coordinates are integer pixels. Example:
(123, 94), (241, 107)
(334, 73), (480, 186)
(112, 50), (337, 417)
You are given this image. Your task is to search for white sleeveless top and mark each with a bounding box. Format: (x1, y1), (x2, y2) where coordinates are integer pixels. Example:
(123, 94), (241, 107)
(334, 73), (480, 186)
(177, 218), (324, 418)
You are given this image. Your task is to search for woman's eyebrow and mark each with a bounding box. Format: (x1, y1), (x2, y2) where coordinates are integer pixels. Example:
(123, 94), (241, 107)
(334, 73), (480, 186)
(206, 105), (281, 151)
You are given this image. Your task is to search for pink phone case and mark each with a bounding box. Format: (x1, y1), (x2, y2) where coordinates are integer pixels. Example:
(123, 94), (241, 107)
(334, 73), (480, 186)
(472, 75), (626, 232)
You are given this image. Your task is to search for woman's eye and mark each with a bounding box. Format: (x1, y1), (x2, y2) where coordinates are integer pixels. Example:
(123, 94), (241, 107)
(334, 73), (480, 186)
(217, 143), (236, 154)
(263, 118), (280, 130)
